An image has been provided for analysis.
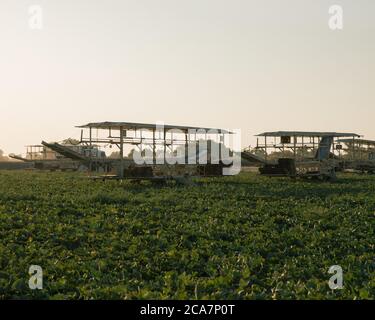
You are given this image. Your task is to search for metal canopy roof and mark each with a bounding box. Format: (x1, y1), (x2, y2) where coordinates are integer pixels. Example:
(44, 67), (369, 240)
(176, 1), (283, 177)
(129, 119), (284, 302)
(337, 138), (375, 145)
(255, 131), (361, 138)
(77, 121), (233, 134)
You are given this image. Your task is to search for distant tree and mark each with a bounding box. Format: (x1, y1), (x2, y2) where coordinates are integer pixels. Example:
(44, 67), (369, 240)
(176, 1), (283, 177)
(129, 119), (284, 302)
(109, 151), (120, 159)
(253, 148), (266, 158)
(268, 150), (294, 160)
(173, 139), (233, 162)
(61, 138), (80, 145)
(0, 149), (9, 161)
(109, 149), (137, 159)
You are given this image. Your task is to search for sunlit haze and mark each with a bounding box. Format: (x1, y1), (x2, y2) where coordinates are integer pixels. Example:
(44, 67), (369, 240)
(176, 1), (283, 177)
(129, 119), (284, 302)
(1, 0), (374, 155)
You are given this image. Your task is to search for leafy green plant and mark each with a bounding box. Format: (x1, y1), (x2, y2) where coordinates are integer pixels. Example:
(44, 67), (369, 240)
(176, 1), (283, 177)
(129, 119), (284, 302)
(0, 171), (373, 299)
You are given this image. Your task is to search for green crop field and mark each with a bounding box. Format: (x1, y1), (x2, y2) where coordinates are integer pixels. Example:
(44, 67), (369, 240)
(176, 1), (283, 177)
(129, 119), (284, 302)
(0, 170), (373, 300)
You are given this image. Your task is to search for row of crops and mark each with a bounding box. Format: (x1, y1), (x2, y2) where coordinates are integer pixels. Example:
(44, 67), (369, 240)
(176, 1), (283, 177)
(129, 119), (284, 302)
(0, 171), (373, 299)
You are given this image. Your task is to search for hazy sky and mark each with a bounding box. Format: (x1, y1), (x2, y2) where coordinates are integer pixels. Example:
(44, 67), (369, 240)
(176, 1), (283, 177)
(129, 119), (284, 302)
(0, 0), (374, 155)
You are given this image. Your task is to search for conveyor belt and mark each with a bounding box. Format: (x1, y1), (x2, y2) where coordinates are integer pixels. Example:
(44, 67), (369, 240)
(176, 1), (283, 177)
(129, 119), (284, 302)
(41, 141), (88, 161)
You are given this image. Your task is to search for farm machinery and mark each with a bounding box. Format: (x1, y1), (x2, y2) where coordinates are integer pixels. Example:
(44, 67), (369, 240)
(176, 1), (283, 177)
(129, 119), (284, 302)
(42, 121), (241, 181)
(335, 138), (375, 174)
(248, 131), (361, 181)
(9, 141), (105, 172)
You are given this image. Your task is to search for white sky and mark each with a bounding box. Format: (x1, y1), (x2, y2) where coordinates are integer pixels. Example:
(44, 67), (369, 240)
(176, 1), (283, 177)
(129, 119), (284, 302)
(0, 0), (374, 155)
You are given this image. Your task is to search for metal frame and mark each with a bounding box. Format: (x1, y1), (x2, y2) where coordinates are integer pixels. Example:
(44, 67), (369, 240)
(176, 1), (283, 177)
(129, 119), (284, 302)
(336, 138), (375, 172)
(253, 131), (361, 180)
(76, 121), (234, 179)
(255, 131), (361, 162)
